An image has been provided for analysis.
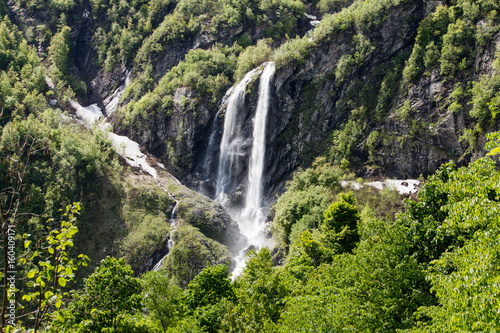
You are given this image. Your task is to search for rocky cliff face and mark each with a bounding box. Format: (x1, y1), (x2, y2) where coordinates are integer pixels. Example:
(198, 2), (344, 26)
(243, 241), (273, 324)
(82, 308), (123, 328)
(185, 0), (499, 204)
(265, 0), (427, 196)
(185, 0), (438, 203)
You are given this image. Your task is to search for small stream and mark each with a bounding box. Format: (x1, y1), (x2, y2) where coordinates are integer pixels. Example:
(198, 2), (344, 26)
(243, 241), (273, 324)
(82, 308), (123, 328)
(69, 76), (178, 272)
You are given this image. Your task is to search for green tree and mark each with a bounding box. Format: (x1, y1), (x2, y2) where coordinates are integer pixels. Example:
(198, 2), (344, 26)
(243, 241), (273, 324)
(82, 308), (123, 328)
(179, 264), (235, 333)
(141, 270), (183, 331)
(439, 19), (472, 76)
(49, 257), (142, 332)
(20, 204), (89, 332)
(220, 249), (290, 332)
(0, 124), (48, 330)
(321, 192), (360, 253)
(48, 26), (71, 80)
(285, 231), (332, 281)
(184, 264), (234, 311)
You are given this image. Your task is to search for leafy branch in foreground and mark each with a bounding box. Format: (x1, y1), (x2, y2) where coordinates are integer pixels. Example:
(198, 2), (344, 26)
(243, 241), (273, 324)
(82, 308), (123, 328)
(19, 203), (89, 332)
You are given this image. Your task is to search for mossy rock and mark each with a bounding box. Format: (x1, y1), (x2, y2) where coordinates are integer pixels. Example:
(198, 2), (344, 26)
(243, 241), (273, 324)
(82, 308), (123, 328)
(162, 225), (235, 288)
(158, 170), (244, 249)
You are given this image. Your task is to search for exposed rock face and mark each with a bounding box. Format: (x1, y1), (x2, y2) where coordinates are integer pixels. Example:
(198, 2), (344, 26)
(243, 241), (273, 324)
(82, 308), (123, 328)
(372, 69), (468, 177)
(116, 85), (216, 176)
(258, 0), (431, 199)
(155, 169), (244, 249)
(175, 0), (439, 203)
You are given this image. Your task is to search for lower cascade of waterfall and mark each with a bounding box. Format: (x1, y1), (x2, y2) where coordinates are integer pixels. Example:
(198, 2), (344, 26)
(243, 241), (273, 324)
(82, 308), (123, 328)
(214, 62), (276, 277)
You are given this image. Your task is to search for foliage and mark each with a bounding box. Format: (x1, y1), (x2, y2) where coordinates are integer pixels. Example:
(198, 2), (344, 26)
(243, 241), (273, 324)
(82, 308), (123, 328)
(403, 1), (499, 83)
(235, 39), (272, 79)
(318, 0), (354, 14)
(271, 158), (343, 248)
(439, 19), (473, 76)
(89, 0), (307, 71)
(400, 157), (500, 332)
(90, 0), (174, 69)
(272, 35), (315, 68)
(43, 151), (500, 333)
(271, 157), (405, 251)
(49, 257), (143, 332)
(141, 270), (183, 331)
(120, 182), (174, 270)
(19, 204), (89, 332)
(164, 264), (235, 333)
(162, 225), (234, 288)
(3, 1), (500, 332)
(285, 230), (332, 280)
(0, 17), (47, 125)
(0, 201), (87, 332)
(276, 144), (500, 331)
(321, 192), (360, 253)
(122, 44), (237, 126)
(470, 71), (500, 129)
(402, 5), (451, 83)
(185, 263), (235, 310)
(220, 248), (290, 332)
(48, 26), (71, 80)
(335, 33), (375, 85)
(327, 119), (363, 166)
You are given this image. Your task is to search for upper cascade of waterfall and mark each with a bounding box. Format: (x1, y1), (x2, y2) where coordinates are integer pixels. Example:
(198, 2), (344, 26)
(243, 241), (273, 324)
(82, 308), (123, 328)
(244, 62), (275, 214)
(69, 99), (103, 126)
(215, 66), (262, 202)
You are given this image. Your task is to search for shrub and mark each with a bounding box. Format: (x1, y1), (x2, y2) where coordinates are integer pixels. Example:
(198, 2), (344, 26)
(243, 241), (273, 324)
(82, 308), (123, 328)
(235, 39), (272, 79)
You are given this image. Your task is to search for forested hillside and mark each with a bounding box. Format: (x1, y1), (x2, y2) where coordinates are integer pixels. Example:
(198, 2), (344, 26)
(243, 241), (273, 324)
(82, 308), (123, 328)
(1, 0), (500, 331)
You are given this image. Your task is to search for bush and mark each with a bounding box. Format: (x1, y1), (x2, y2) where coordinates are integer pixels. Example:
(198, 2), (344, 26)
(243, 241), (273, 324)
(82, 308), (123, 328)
(439, 19), (473, 76)
(235, 39), (272, 79)
(318, 0), (354, 14)
(321, 192), (360, 253)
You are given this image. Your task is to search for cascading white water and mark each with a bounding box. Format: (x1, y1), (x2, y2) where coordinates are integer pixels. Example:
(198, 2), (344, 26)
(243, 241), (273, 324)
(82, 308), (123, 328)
(239, 62), (275, 245)
(216, 67), (261, 202)
(214, 62), (275, 277)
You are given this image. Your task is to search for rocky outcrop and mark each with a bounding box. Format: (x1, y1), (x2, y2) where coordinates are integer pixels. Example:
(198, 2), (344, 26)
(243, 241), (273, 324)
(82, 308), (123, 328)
(161, 225), (236, 288)
(155, 169), (244, 249)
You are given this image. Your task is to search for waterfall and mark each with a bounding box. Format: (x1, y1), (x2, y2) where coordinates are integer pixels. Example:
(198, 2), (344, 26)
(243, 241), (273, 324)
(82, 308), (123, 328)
(240, 62), (275, 245)
(214, 62), (275, 277)
(215, 67), (261, 202)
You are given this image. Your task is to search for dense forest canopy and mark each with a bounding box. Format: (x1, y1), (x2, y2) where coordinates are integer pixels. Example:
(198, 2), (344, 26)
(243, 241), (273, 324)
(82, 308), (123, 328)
(1, 0), (500, 331)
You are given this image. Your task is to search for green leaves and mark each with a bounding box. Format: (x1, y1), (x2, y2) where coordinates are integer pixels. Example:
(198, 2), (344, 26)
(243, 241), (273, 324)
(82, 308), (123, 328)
(185, 264), (235, 310)
(50, 257), (143, 332)
(27, 269), (37, 279)
(486, 146), (500, 155)
(19, 203), (89, 330)
(58, 277), (67, 287)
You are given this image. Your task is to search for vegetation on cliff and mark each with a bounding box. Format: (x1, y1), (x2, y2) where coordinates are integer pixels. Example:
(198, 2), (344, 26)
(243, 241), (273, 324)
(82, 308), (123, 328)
(2, 0), (500, 331)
